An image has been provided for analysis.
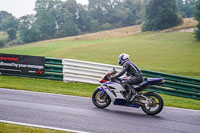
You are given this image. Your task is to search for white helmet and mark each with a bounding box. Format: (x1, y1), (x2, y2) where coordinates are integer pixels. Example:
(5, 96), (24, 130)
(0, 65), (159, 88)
(118, 53), (129, 66)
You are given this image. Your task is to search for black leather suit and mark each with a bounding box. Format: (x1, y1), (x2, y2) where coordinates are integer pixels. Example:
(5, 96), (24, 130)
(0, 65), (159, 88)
(113, 61), (143, 86)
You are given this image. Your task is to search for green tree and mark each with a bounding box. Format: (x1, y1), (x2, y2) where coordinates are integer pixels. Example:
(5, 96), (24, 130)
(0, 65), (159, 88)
(35, 10), (57, 40)
(55, 11), (80, 37)
(35, 0), (62, 12)
(60, 0), (86, 33)
(88, 0), (144, 28)
(1, 16), (18, 41)
(18, 15), (40, 43)
(194, 0), (200, 40)
(7, 28), (16, 41)
(35, 0), (61, 39)
(0, 16), (18, 31)
(35, 0), (80, 39)
(142, 0), (182, 31)
(89, 20), (100, 32)
(88, 0), (108, 24)
(100, 22), (113, 31)
(74, 4), (91, 32)
(121, 0), (145, 26)
(0, 11), (12, 31)
(176, 0), (197, 18)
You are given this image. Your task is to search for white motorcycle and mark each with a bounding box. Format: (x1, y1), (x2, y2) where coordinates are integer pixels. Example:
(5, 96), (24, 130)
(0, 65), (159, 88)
(92, 68), (164, 115)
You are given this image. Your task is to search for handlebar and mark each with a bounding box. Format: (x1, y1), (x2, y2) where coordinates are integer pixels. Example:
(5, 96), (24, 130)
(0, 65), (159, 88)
(106, 73), (122, 84)
(111, 77), (122, 84)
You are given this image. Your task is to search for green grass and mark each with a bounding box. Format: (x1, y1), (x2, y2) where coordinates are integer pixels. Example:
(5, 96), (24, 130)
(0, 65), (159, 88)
(0, 75), (97, 97)
(0, 32), (199, 78)
(0, 122), (69, 133)
(0, 75), (200, 110)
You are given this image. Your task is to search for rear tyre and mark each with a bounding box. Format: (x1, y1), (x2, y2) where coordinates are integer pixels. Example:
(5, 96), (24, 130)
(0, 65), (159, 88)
(92, 89), (111, 108)
(141, 92), (163, 115)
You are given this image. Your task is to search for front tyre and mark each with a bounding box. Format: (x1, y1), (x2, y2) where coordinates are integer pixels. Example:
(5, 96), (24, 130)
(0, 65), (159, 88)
(92, 89), (111, 108)
(141, 92), (164, 115)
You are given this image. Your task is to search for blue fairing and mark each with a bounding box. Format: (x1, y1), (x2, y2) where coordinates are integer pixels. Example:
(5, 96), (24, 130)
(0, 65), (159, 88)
(114, 99), (126, 105)
(102, 82), (113, 86)
(147, 78), (163, 82)
(97, 87), (104, 96)
(146, 78), (163, 85)
(127, 104), (140, 108)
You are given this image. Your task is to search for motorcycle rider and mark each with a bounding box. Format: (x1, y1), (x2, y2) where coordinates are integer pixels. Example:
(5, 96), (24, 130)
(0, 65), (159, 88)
(111, 53), (143, 102)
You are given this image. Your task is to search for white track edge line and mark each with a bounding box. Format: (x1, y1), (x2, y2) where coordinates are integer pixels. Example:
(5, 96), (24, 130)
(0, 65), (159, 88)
(164, 106), (200, 112)
(0, 120), (90, 133)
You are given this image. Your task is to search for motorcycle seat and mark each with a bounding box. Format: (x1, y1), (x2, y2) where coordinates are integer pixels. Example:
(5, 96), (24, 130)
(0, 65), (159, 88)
(131, 82), (146, 89)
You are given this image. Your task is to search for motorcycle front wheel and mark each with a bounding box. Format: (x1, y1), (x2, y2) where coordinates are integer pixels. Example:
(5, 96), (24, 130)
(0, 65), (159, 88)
(92, 89), (111, 108)
(141, 92), (164, 115)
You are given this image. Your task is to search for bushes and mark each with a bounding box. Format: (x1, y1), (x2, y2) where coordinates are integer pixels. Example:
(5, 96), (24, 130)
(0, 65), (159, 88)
(100, 23), (113, 31)
(0, 38), (7, 47)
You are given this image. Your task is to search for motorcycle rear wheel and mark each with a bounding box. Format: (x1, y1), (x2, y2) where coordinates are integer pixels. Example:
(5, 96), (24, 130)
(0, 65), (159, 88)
(141, 92), (163, 115)
(92, 89), (111, 108)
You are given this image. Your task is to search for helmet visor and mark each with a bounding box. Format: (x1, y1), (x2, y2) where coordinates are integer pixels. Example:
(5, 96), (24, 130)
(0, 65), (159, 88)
(118, 54), (124, 65)
(118, 59), (123, 65)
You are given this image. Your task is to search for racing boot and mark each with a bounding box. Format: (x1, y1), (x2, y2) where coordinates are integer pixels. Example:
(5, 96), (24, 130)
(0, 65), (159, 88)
(129, 88), (139, 102)
(121, 83), (131, 101)
(125, 84), (135, 102)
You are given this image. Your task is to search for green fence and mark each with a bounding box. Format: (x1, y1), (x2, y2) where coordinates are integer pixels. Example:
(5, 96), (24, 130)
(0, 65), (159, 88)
(44, 57), (63, 80)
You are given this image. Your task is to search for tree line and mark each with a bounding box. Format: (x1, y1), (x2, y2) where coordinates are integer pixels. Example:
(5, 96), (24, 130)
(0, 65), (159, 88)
(0, 0), (199, 47)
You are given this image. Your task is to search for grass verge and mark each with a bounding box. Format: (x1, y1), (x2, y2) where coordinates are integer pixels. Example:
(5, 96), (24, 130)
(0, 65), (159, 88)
(0, 75), (200, 110)
(0, 122), (69, 133)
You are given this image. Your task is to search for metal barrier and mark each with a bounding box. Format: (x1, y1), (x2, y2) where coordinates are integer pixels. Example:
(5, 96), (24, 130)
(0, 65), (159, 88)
(62, 59), (200, 100)
(62, 59), (122, 84)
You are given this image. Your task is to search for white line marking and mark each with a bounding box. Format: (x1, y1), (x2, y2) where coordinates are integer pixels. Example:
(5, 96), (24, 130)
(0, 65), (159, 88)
(0, 120), (90, 133)
(165, 106), (200, 112)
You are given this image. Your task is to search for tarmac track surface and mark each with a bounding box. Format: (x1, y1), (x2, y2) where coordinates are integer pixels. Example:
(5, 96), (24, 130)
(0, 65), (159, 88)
(0, 88), (200, 133)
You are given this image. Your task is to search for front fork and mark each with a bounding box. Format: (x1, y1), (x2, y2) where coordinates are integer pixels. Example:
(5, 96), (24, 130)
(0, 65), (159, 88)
(97, 86), (105, 96)
(97, 85), (116, 103)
